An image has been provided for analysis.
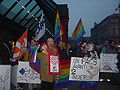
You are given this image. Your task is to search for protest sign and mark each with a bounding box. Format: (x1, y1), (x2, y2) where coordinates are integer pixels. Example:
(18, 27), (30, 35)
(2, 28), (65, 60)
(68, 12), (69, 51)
(69, 57), (100, 81)
(17, 61), (41, 84)
(11, 65), (18, 87)
(0, 65), (11, 90)
(100, 54), (119, 73)
(49, 55), (60, 75)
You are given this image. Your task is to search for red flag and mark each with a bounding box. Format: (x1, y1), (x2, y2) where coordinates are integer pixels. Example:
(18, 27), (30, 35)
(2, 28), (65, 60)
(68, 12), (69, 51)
(12, 29), (28, 60)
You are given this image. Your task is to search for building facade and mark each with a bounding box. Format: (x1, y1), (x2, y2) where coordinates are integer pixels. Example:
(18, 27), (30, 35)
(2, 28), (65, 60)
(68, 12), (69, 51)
(91, 14), (120, 44)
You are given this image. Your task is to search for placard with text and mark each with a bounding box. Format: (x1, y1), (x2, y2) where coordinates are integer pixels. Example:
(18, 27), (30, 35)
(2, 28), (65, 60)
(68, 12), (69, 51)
(100, 54), (119, 73)
(69, 57), (100, 81)
(49, 55), (60, 75)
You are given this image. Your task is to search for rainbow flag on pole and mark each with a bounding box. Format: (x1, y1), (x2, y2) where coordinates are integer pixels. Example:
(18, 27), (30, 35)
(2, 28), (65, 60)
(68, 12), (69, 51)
(72, 19), (85, 42)
(28, 45), (40, 73)
(54, 9), (63, 41)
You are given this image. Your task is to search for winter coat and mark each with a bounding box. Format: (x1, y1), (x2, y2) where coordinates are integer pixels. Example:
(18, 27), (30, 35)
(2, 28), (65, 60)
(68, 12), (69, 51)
(39, 52), (54, 82)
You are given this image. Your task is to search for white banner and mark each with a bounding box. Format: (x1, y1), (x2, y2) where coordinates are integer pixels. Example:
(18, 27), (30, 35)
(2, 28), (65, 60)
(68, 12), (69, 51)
(50, 55), (59, 73)
(69, 57), (100, 81)
(0, 65), (11, 90)
(17, 61), (41, 84)
(100, 54), (119, 73)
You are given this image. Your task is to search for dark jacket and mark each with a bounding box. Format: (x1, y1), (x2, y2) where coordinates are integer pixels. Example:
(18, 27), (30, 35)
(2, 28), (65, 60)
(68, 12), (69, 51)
(69, 47), (77, 57)
(75, 47), (90, 58)
(117, 52), (120, 71)
(57, 46), (69, 60)
(106, 46), (117, 54)
(0, 42), (12, 64)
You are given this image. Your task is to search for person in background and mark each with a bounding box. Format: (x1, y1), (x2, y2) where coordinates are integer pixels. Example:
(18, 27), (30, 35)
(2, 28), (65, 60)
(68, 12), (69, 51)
(22, 39), (40, 61)
(100, 40), (109, 53)
(116, 45), (120, 87)
(0, 41), (12, 64)
(75, 41), (90, 57)
(106, 40), (117, 54)
(107, 44), (120, 88)
(17, 39), (40, 89)
(68, 43), (77, 57)
(117, 45), (120, 72)
(104, 40), (118, 84)
(73, 41), (98, 89)
(40, 38), (59, 90)
(56, 41), (69, 60)
(66, 43), (71, 57)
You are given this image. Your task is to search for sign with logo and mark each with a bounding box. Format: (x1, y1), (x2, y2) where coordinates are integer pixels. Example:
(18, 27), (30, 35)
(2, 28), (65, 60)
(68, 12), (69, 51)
(17, 61), (41, 83)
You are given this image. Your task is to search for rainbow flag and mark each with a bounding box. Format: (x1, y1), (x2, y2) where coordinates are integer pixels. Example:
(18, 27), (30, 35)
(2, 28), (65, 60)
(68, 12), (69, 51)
(28, 45), (40, 73)
(55, 60), (73, 88)
(54, 9), (63, 41)
(101, 46), (108, 53)
(72, 19), (85, 42)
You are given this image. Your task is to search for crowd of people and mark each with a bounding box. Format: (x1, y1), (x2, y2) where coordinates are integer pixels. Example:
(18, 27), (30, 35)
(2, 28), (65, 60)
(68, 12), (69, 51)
(28, 38), (120, 90)
(0, 38), (120, 90)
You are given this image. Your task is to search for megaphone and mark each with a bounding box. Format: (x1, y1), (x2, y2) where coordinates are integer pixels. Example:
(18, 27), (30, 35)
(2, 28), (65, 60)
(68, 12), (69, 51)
(86, 44), (94, 51)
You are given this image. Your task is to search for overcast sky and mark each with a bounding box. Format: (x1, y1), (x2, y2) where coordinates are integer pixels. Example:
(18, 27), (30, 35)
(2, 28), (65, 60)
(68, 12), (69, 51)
(53, 0), (119, 37)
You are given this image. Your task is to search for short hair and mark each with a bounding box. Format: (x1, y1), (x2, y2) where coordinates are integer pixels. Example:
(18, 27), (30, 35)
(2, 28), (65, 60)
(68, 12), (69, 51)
(47, 38), (54, 42)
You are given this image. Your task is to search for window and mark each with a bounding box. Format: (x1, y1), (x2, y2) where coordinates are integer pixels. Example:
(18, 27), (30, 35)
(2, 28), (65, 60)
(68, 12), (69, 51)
(6, 0), (30, 20)
(0, 0), (15, 15)
(14, 0), (36, 23)
(20, 6), (40, 26)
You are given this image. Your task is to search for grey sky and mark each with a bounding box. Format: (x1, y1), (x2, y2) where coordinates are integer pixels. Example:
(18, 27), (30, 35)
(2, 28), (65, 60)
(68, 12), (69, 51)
(53, 0), (119, 37)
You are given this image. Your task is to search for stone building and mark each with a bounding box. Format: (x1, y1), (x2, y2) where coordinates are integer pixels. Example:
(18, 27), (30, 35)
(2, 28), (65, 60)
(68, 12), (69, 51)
(91, 14), (120, 44)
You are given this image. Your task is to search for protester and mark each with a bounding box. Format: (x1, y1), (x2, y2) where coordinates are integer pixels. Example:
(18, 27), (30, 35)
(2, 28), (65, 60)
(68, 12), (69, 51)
(87, 42), (99, 59)
(56, 41), (69, 60)
(108, 44), (120, 87)
(22, 40), (39, 61)
(117, 45), (120, 72)
(17, 39), (40, 89)
(116, 45), (120, 87)
(0, 41), (12, 64)
(100, 40), (118, 84)
(100, 40), (109, 53)
(55, 41), (70, 89)
(68, 43), (77, 57)
(72, 41), (98, 89)
(107, 40), (118, 84)
(75, 41), (90, 57)
(40, 38), (59, 90)
(106, 40), (117, 54)
(81, 42), (99, 89)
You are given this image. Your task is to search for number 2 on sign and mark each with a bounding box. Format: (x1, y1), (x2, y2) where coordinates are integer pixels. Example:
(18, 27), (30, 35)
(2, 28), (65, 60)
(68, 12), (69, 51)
(71, 69), (76, 75)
